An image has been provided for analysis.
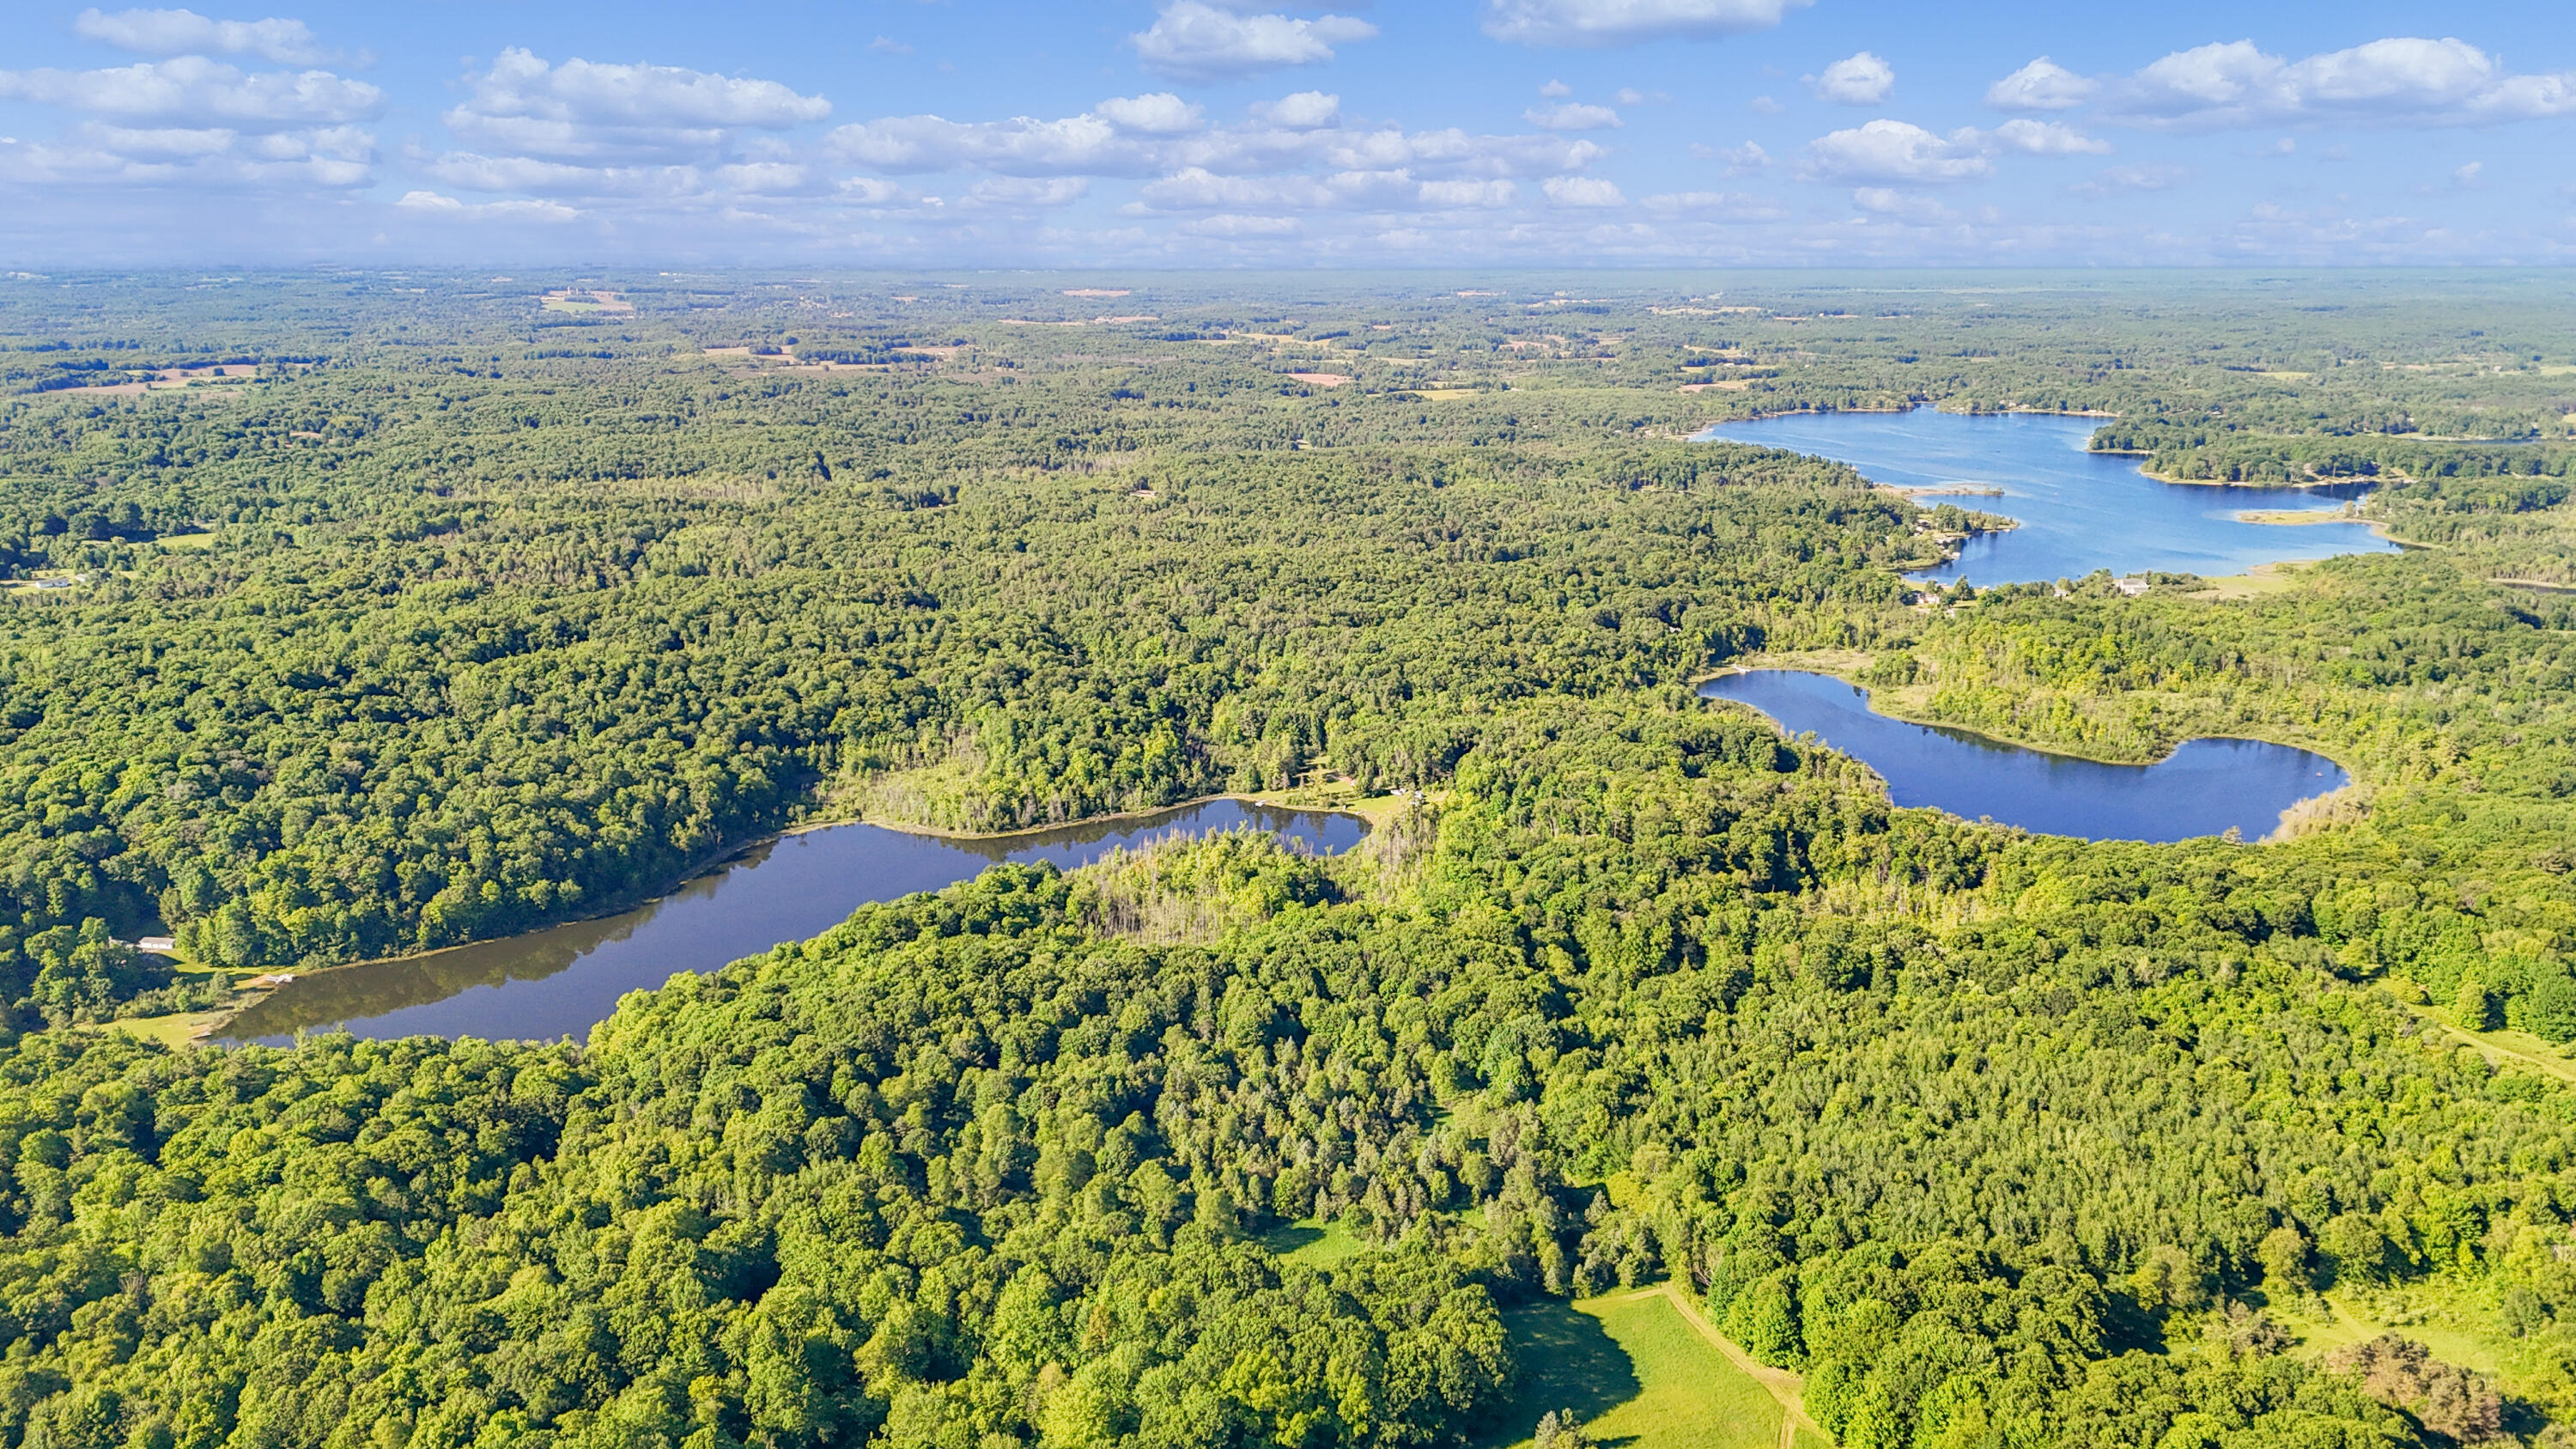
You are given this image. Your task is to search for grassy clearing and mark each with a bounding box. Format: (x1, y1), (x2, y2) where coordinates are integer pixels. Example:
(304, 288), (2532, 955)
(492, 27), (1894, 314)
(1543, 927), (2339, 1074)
(101, 1012), (228, 1050)
(2289, 1294), (2506, 1375)
(2251, 1279), (2576, 1421)
(2381, 989), (2576, 1086)
(2190, 559), (2318, 600)
(1238, 775), (1408, 826)
(1259, 1218), (1369, 1269)
(1481, 1292), (1783, 1449)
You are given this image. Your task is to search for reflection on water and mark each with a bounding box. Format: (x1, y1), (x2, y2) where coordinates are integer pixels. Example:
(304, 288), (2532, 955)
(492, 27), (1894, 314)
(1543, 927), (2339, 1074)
(1693, 410), (2398, 584)
(1703, 670), (2348, 843)
(223, 800), (1365, 1045)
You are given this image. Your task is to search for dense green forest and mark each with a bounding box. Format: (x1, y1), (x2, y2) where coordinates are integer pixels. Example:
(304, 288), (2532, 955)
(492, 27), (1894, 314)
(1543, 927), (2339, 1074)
(3, 270), (2576, 1446)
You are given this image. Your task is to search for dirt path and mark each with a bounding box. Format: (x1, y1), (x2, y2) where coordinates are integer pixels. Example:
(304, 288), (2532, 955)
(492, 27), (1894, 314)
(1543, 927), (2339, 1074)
(1602, 1283), (1825, 1449)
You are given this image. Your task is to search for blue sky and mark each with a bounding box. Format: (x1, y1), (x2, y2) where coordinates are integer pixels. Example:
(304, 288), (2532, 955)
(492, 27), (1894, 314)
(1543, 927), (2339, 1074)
(1, 0), (2570, 266)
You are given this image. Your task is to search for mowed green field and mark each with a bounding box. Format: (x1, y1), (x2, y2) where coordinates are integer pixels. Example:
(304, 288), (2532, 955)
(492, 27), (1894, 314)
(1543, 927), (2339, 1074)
(1482, 1290), (1786, 1449)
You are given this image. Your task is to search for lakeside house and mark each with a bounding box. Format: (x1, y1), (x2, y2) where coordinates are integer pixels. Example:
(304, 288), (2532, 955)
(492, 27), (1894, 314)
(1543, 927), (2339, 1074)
(2115, 577), (2150, 597)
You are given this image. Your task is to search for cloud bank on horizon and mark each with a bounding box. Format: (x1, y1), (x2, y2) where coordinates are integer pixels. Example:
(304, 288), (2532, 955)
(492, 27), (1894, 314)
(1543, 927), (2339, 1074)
(0, 0), (2570, 265)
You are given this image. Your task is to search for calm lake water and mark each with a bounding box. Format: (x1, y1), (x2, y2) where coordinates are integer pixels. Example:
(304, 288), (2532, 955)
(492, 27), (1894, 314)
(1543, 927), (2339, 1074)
(222, 800), (1366, 1045)
(1693, 410), (2397, 583)
(1702, 670), (2348, 843)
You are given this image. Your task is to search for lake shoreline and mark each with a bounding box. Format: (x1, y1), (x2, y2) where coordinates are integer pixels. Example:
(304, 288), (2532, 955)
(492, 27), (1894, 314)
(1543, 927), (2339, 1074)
(2240, 508), (2398, 541)
(1878, 483), (2007, 498)
(1697, 657), (2351, 775)
(2131, 460), (2389, 490)
(1698, 666), (2353, 843)
(165, 788), (1382, 1046)
(817, 785), (1397, 844)
(1696, 403), (2120, 433)
(1705, 409), (2397, 583)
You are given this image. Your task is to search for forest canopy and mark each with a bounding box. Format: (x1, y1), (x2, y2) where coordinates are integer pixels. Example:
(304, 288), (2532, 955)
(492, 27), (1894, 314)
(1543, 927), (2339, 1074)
(1, 270), (2575, 1447)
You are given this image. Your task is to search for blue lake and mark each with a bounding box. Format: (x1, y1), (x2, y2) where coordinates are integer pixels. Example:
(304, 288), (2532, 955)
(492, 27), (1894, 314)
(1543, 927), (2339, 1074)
(222, 800), (1366, 1044)
(1693, 410), (2398, 584)
(1701, 670), (2348, 843)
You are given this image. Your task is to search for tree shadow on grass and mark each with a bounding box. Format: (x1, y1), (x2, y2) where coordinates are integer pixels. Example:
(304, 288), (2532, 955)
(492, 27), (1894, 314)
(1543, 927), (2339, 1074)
(1476, 1301), (1643, 1447)
(1259, 1223), (1322, 1256)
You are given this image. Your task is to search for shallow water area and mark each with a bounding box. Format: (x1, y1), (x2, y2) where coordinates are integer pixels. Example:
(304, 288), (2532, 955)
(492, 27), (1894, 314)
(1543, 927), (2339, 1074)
(1702, 671), (2348, 843)
(1692, 410), (2397, 584)
(222, 800), (1365, 1044)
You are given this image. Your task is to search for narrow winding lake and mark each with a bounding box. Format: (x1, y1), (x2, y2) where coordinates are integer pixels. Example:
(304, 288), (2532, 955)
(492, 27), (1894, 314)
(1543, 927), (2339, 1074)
(1694, 410), (2397, 583)
(220, 410), (2369, 1044)
(222, 801), (1365, 1045)
(1702, 671), (2348, 843)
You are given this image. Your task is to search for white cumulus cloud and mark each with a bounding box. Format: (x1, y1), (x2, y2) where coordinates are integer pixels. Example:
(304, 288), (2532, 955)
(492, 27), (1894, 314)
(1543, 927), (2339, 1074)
(714, 161), (815, 195)
(1524, 102), (1622, 131)
(830, 106), (1607, 187)
(422, 152), (704, 198)
(1699, 139), (1768, 173)
(441, 49), (829, 164)
(1641, 189), (1776, 216)
(1251, 91), (1340, 129)
(1186, 213), (1298, 236)
(2109, 37), (2576, 127)
(1132, 3), (1377, 82)
(1990, 119), (2109, 155)
(1482, 0), (1807, 48)
(966, 175), (1091, 207)
(1986, 57), (2095, 111)
(73, 7), (331, 64)
(1799, 118), (2106, 183)
(1137, 165), (1414, 211)
(1807, 52), (1893, 106)
(1324, 128), (1606, 180)
(1543, 174), (1625, 205)
(833, 113), (1143, 177)
(1800, 120), (1992, 184)
(84, 124), (235, 159)
(396, 190), (579, 222)
(1097, 94), (1206, 135)
(1849, 186), (1953, 222)
(1419, 177), (1517, 206)
(0, 56), (380, 128)
(0, 114), (369, 186)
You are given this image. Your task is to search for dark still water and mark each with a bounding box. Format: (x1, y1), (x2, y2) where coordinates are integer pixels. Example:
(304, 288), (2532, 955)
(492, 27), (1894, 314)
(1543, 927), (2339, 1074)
(222, 800), (1366, 1045)
(1701, 671), (2347, 843)
(1693, 410), (2397, 584)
